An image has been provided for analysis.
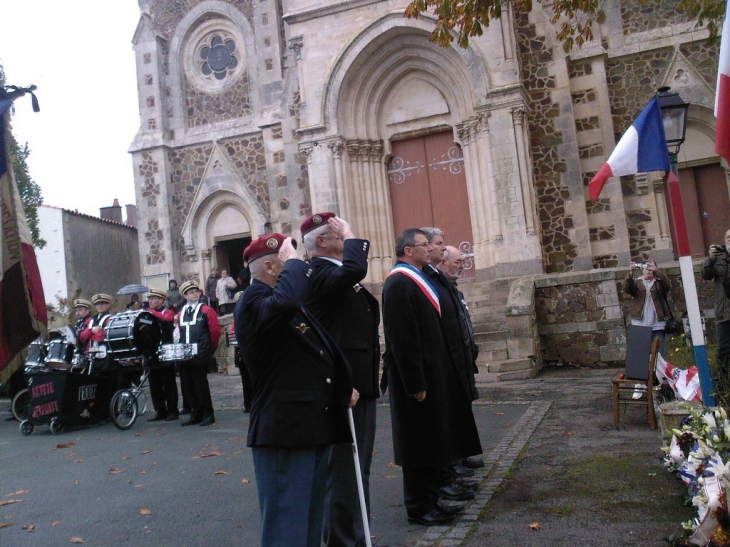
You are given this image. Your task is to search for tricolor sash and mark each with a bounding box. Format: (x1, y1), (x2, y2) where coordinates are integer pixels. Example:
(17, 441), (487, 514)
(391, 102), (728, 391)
(388, 263), (440, 316)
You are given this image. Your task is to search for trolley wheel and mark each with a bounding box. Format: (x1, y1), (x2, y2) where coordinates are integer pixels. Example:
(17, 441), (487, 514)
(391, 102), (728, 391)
(110, 389), (138, 430)
(11, 388), (30, 422)
(19, 420), (34, 435)
(49, 418), (66, 435)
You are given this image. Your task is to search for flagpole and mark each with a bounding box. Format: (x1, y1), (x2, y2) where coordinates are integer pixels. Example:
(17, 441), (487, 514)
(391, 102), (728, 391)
(664, 164), (715, 406)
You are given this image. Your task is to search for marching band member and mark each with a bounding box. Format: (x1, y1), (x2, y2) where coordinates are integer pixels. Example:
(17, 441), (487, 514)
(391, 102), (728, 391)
(145, 289), (178, 422)
(175, 280), (220, 427)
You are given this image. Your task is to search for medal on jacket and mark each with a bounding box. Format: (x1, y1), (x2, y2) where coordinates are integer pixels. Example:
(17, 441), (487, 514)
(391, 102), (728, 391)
(353, 283), (362, 293)
(296, 322), (309, 334)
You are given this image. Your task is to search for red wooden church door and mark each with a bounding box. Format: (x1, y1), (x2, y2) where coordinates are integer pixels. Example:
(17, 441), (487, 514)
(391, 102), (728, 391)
(387, 131), (475, 278)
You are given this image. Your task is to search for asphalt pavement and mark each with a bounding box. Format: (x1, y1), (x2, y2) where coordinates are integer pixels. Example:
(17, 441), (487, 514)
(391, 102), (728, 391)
(0, 367), (692, 547)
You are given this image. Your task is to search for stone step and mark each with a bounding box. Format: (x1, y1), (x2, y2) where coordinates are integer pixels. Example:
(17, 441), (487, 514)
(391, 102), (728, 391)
(472, 321), (508, 335)
(487, 358), (534, 373)
(474, 330), (510, 344)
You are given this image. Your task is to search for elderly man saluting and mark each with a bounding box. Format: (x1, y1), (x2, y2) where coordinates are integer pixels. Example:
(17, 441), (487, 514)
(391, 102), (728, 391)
(235, 233), (358, 547)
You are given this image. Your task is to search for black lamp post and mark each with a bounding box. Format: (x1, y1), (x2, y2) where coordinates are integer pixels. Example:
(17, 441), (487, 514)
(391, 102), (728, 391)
(656, 86), (690, 167)
(655, 86), (714, 405)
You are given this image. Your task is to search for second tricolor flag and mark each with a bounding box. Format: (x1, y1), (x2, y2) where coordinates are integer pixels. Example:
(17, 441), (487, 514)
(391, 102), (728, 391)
(587, 97), (670, 201)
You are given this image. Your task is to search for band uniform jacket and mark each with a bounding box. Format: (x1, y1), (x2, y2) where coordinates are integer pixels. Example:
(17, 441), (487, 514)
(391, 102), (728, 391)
(237, 260), (354, 448)
(174, 303), (221, 360)
(382, 261), (461, 468)
(303, 239), (380, 398)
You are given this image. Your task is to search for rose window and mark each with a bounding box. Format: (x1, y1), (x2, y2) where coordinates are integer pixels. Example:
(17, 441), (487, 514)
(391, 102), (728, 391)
(199, 35), (238, 81)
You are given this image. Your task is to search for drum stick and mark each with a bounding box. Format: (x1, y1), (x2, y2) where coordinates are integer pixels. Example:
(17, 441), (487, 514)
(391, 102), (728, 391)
(348, 407), (372, 547)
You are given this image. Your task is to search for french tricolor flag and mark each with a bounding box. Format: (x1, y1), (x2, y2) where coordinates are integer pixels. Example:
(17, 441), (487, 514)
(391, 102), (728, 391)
(587, 97), (670, 200)
(715, 2), (730, 163)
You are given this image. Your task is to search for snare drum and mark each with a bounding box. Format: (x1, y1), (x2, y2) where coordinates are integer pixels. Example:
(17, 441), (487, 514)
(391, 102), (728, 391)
(24, 336), (46, 368)
(105, 310), (162, 359)
(159, 343), (198, 362)
(45, 326), (77, 370)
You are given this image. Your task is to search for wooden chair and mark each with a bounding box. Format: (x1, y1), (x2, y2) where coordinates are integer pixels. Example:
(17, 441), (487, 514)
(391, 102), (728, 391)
(612, 336), (660, 428)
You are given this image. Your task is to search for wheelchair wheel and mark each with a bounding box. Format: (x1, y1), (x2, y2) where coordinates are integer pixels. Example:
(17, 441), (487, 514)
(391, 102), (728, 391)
(19, 420), (34, 435)
(11, 388), (30, 422)
(49, 417), (66, 435)
(110, 389), (138, 430)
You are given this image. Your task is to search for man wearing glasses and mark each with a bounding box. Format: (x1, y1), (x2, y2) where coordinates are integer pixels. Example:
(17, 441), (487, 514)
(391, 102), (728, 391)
(381, 228), (461, 526)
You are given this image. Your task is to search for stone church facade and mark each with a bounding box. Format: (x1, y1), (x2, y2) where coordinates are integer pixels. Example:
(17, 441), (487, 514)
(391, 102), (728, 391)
(129, 0), (726, 296)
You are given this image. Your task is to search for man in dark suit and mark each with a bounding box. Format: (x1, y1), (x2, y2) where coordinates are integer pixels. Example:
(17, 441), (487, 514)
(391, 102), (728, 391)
(235, 232), (359, 547)
(422, 229), (483, 490)
(301, 212), (380, 547)
(382, 228), (463, 526)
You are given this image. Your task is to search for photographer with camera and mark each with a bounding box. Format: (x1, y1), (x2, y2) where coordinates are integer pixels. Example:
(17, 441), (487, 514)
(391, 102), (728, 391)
(624, 258), (673, 355)
(701, 229), (730, 372)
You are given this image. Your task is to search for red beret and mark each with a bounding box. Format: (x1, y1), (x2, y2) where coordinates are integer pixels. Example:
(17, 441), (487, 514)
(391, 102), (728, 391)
(300, 212), (336, 236)
(243, 233), (297, 262)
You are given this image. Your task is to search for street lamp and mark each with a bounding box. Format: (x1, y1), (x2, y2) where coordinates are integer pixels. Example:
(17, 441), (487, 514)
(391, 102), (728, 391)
(656, 86), (715, 406)
(656, 86), (690, 161)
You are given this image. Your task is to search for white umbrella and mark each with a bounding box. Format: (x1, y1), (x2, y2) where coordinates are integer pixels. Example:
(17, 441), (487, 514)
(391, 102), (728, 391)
(116, 284), (149, 295)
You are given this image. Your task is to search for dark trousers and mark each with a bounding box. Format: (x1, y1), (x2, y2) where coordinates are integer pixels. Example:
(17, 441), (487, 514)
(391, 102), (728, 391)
(323, 397), (376, 547)
(253, 445), (330, 547)
(148, 364), (178, 416)
(402, 466), (441, 517)
(179, 356), (214, 420)
(718, 320), (730, 368)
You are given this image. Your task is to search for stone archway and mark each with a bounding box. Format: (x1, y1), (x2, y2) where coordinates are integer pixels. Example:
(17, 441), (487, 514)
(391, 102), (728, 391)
(323, 19), (491, 281)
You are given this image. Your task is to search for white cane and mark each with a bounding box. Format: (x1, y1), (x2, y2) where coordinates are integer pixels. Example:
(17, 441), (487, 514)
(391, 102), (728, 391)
(348, 407), (372, 547)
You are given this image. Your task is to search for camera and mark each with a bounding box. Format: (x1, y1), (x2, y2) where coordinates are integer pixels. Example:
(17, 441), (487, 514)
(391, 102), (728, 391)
(714, 244), (727, 254)
(633, 263), (647, 270)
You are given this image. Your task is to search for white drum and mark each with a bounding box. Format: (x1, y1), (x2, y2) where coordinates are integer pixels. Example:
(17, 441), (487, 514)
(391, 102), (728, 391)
(158, 343), (198, 362)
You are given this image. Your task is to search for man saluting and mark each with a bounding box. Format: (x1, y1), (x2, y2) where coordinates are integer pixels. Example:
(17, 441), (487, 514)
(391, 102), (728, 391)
(235, 233), (358, 547)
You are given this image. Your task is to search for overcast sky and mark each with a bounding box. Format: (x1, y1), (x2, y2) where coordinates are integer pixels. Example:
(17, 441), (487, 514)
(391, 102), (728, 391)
(0, 1), (141, 218)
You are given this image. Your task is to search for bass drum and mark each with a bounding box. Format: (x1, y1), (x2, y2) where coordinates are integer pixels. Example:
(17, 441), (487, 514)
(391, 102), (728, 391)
(105, 311), (162, 360)
(45, 326), (77, 370)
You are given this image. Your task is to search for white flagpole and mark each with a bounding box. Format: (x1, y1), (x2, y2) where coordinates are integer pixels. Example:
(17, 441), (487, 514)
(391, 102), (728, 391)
(348, 407), (372, 547)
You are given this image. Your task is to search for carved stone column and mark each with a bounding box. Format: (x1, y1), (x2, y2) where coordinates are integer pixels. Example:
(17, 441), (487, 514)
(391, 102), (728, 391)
(288, 36), (305, 108)
(328, 139), (349, 221)
(201, 248), (212, 279)
(475, 111), (502, 242)
(457, 118), (490, 266)
(510, 106), (537, 235)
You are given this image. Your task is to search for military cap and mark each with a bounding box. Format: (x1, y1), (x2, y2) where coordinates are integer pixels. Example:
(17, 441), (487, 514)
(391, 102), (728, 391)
(74, 298), (93, 310)
(179, 280), (200, 295)
(243, 233), (297, 263)
(300, 212), (336, 236)
(148, 289), (167, 300)
(92, 293), (112, 305)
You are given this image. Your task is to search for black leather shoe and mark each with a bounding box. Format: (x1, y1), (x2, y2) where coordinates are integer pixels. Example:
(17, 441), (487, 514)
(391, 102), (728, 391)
(147, 414), (167, 422)
(455, 477), (479, 489)
(181, 418), (202, 426)
(462, 456), (485, 468)
(439, 484), (475, 501)
(407, 509), (457, 526)
(437, 502), (466, 515)
(165, 414), (179, 422)
(199, 416), (215, 427)
(452, 464), (475, 477)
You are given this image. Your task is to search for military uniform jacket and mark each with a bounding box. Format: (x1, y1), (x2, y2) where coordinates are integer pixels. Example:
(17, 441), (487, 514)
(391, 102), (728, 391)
(237, 260), (354, 448)
(303, 239), (381, 398)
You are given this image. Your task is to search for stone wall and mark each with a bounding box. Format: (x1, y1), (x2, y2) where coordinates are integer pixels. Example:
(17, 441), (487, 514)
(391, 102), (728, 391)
(534, 263), (718, 368)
